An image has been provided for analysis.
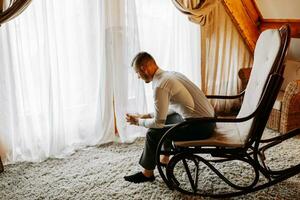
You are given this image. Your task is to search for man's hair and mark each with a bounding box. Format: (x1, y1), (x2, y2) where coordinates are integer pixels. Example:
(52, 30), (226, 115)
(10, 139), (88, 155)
(131, 52), (155, 68)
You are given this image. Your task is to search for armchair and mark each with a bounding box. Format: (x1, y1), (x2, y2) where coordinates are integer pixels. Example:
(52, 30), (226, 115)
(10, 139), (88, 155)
(238, 61), (300, 134)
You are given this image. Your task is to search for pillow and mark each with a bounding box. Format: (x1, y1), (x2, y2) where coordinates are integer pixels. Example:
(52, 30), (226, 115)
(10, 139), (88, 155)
(281, 60), (300, 90)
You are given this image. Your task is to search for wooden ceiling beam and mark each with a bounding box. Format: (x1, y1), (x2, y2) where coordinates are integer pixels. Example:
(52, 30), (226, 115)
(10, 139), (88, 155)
(260, 19), (300, 38)
(222, 0), (261, 54)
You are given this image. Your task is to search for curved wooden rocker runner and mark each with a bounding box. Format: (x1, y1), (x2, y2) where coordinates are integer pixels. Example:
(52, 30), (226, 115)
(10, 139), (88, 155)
(156, 24), (300, 198)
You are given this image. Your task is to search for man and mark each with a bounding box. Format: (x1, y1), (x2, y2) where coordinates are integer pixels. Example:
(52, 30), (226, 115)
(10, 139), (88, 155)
(124, 52), (215, 183)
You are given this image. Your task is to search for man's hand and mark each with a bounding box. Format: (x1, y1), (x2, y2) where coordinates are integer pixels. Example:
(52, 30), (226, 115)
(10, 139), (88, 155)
(126, 113), (139, 126)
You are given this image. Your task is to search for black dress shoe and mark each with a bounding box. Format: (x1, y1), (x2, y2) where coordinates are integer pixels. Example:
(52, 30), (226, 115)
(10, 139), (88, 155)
(124, 172), (155, 183)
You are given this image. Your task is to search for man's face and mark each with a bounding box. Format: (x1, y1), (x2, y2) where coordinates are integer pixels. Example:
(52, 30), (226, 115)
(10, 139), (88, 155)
(134, 66), (152, 83)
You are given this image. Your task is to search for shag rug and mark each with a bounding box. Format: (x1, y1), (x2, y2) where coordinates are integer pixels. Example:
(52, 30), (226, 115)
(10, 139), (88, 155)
(1, 129), (300, 200)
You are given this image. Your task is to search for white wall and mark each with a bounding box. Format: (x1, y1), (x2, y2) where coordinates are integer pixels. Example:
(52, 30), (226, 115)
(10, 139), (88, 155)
(255, 0), (300, 19)
(255, 1), (300, 61)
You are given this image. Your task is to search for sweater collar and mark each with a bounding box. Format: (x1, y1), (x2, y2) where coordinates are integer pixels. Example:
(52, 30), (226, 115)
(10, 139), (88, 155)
(152, 68), (164, 88)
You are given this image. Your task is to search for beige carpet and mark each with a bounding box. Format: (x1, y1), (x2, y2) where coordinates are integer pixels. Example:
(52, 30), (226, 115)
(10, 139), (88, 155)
(0, 129), (300, 200)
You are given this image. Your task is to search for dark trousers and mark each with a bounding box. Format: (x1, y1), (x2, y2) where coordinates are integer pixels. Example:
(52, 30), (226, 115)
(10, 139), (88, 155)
(139, 113), (215, 170)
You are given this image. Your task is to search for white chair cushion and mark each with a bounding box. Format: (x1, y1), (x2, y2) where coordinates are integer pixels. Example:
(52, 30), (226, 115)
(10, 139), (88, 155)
(175, 123), (244, 148)
(236, 29), (281, 143)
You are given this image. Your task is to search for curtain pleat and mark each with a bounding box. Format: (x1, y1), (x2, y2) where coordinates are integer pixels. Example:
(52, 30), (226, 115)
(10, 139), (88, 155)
(105, 0), (147, 143)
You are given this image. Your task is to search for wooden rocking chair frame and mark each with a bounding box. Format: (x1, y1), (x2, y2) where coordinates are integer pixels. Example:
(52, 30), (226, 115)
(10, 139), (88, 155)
(155, 24), (300, 198)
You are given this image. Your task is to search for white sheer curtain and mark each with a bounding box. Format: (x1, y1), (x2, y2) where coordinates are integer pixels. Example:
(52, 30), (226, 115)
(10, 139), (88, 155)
(135, 0), (201, 112)
(0, 0), (200, 163)
(105, 0), (147, 142)
(0, 0), (145, 163)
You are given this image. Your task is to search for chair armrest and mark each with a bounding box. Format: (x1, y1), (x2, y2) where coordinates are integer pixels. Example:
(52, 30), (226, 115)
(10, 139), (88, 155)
(206, 91), (245, 99)
(238, 68), (252, 91)
(280, 80), (300, 133)
(206, 67), (251, 100)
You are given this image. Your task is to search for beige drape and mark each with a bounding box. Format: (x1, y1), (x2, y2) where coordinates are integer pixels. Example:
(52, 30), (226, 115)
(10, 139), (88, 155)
(0, 0), (32, 25)
(172, 0), (253, 113)
(172, 0), (217, 25)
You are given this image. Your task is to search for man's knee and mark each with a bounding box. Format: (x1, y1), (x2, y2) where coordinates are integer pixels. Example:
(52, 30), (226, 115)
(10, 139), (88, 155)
(146, 128), (159, 140)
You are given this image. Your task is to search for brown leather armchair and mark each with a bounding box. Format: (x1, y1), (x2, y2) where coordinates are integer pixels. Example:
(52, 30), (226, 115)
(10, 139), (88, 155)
(238, 64), (300, 134)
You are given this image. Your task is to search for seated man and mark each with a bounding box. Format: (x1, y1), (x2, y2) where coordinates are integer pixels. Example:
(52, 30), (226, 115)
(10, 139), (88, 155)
(125, 52), (215, 183)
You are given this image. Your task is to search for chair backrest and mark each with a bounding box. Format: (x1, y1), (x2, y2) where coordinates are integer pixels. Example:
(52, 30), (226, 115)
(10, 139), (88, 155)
(236, 25), (291, 145)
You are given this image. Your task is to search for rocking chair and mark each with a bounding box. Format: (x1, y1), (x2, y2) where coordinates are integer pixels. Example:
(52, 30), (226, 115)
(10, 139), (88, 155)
(155, 24), (300, 197)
